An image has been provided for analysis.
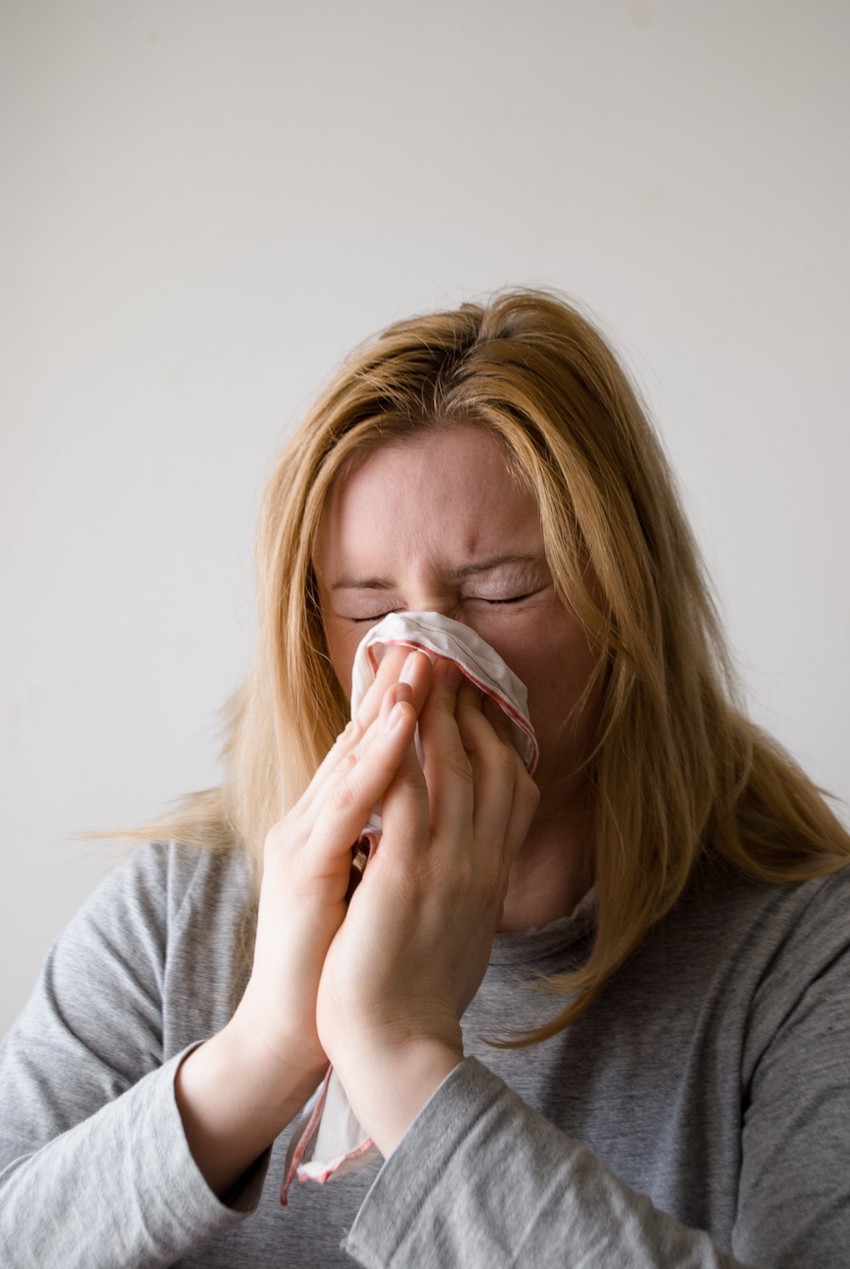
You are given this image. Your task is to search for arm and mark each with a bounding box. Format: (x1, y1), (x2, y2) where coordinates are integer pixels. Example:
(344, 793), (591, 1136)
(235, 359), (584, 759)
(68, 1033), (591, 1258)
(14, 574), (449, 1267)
(347, 1059), (742, 1269)
(172, 649), (432, 1198)
(0, 647), (430, 1266)
(345, 890), (850, 1269)
(318, 678), (850, 1266)
(734, 872), (850, 1264)
(0, 849), (260, 1269)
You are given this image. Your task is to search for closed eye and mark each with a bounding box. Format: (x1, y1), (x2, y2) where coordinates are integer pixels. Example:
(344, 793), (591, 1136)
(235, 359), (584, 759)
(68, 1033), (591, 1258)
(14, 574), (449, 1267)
(345, 587), (546, 622)
(349, 610), (399, 623)
(473, 588), (544, 606)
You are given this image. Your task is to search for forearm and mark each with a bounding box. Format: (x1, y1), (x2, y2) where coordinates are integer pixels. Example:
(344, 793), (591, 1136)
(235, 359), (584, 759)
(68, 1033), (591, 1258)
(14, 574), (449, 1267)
(0, 1051), (258, 1269)
(175, 1021), (326, 1199)
(346, 1059), (747, 1269)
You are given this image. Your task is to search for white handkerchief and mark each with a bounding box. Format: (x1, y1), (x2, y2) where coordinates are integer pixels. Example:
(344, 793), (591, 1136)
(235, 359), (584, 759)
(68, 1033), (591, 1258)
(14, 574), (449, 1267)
(350, 610), (538, 775)
(281, 611), (537, 1201)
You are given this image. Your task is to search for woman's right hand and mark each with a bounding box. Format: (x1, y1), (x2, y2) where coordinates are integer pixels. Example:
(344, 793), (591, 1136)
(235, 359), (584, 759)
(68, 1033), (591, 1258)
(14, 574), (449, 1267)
(174, 646), (431, 1198)
(232, 645), (432, 1078)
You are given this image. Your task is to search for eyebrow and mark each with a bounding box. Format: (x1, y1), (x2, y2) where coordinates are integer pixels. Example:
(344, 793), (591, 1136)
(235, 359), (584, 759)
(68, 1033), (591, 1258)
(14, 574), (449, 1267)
(329, 554), (544, 591)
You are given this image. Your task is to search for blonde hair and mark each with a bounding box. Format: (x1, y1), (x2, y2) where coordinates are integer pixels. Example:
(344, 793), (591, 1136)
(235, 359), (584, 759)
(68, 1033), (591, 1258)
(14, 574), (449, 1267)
(143, 288), (850, 1036)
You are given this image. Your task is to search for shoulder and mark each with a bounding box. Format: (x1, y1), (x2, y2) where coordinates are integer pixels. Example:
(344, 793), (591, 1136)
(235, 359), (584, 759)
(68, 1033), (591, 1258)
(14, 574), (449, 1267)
(631, 859), (850, 1033)
(3, 842), (255, 1086)
(683, 856), (850, 964)
(669, 858), (850, 1068)
(77, 840), (253, 937)
(46, 841), (254, 1020)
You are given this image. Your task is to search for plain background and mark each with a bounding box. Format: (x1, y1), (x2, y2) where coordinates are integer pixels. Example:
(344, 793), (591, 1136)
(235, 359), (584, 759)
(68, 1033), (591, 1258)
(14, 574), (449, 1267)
(2, 0), (848, 1033)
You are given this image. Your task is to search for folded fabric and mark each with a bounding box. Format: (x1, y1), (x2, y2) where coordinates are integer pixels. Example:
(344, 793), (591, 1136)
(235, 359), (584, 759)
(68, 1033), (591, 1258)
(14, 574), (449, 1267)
(350, 610), (538, 776)
(281, 611), (537, 1201)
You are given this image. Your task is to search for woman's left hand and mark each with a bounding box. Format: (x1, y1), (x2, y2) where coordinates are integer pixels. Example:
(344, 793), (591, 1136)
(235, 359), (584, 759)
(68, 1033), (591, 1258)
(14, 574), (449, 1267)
(315, 658), (540, 1156)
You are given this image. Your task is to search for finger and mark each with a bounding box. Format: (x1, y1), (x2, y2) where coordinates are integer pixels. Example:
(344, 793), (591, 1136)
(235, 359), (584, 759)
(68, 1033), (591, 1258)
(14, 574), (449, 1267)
(307, 693), (419, 879)
(365, 718), (430, 862)
(415, 658), (475, 843)
(456, 684), (539, 867)
(368, 656), (469, 873)
(456, 683), (519, 822)
(293, 675), (413, 825)
(298, 645), (425, 810)
(355, 646), (433, 726)
(324, 646), (431, 818)
(350, 644), (412, 729)
(481, 692), (514, 746)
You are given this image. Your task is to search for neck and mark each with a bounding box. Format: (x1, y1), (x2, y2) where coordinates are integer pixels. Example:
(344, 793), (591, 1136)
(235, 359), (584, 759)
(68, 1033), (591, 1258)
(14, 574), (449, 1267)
(497, 796), (593, 933)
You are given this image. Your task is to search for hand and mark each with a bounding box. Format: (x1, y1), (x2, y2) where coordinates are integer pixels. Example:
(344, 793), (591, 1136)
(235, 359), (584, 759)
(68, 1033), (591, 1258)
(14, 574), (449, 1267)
(316, 659), (540, 1156)
(175, 646), (431, 1196)
(231, 645), (432, 1078)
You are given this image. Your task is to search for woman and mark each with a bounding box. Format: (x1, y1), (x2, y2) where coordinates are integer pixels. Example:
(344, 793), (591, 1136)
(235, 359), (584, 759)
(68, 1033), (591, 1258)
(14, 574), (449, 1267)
(1, 289), (848, 1267)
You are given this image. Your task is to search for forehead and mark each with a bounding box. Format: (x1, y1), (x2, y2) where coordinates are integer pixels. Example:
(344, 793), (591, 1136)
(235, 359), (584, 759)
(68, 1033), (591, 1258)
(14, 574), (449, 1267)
(314, 424), (542, 571)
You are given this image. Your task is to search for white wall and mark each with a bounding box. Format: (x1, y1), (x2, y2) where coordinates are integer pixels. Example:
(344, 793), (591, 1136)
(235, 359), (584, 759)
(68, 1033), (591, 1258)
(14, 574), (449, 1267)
(2, 0), (848, 1032)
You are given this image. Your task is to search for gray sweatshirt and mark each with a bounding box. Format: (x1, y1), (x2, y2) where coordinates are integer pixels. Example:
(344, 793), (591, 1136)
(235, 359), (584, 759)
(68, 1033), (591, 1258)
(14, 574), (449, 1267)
(1, 841), (848, 1268)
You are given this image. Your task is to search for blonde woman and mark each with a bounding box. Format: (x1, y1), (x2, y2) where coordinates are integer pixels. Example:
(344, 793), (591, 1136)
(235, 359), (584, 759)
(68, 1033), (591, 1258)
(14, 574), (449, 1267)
(2, 291), (848, 1268)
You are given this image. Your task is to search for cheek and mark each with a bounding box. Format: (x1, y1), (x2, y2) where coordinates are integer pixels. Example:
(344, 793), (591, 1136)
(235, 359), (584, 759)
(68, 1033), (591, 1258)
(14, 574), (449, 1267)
(479, 611), (598, 744)
(466, 617), (550, 720)
(323, 620), (361, 698)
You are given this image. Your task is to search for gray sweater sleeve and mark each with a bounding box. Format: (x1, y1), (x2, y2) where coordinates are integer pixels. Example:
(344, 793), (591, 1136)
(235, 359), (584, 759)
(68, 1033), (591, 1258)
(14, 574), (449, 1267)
(347, 871), (850, 1269)
(4, 844), (849, 1267)
(346, 1060), (743, 1268)
(0, 848), (263, 1269)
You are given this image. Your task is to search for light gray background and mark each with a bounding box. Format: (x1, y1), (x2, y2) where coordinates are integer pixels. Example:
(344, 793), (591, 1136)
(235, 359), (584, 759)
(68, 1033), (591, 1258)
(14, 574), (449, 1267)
(2, 0), (848, 1033)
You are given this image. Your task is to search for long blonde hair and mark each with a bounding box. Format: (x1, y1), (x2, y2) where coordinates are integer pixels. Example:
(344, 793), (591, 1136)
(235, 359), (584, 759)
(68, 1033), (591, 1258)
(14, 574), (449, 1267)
(144, 289), (850, 1034)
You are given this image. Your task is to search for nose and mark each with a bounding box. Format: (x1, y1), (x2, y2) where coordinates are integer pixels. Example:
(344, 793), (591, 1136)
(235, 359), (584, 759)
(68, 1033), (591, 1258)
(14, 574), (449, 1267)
(402, 597), (476, 631)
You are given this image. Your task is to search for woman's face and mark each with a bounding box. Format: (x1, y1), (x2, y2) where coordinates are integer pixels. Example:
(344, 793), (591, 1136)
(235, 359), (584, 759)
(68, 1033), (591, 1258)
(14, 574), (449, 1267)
(312, 424), (602, 816)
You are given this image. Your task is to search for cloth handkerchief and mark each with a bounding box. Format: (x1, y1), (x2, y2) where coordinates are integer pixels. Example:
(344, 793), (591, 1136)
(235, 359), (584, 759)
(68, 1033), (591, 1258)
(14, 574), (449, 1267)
(281, 611), (537, 1201)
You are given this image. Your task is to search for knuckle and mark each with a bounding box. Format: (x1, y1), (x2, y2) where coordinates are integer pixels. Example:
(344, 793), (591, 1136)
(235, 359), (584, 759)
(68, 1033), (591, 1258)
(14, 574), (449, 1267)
(442, 744), (475, 784)
(263, 818), (289, 857)
(520, 771), (541, 812)
(344, 717), (367, 749)
(492, 740), (521, 785)
(475, 853), (506, 907)
(329, 762), (362, 813)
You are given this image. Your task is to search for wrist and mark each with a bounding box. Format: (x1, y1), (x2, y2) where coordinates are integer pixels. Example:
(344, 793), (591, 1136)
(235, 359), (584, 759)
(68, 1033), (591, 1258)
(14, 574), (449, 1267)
(221, 1007), (328, 1108)
(333, 1033), (463, 1158)
(175, 1023), (326, 1201)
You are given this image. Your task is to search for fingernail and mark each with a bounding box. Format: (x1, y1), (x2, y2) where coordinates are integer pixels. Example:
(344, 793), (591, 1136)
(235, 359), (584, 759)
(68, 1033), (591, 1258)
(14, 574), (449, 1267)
(382, 702), (406, 733)
(399, 651), (418, 685)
